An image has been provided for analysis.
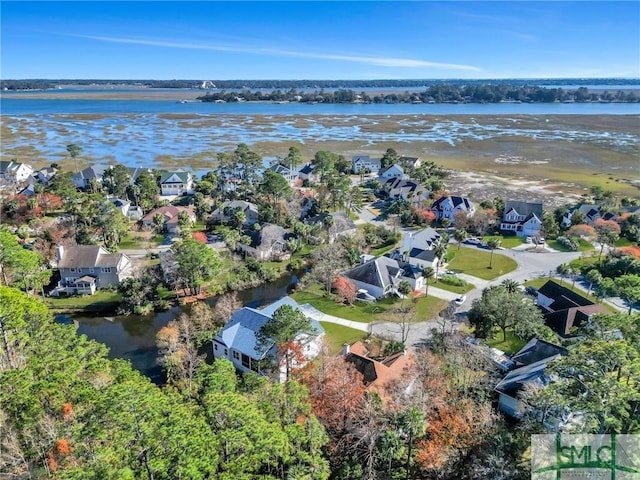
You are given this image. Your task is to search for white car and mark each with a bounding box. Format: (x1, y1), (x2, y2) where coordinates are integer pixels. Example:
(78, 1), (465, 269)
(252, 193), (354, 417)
(454, 295), (466, 305)
(464, 237), (482, 245)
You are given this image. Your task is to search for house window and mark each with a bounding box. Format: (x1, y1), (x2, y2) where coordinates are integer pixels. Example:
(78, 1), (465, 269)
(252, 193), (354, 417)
(224, 349), (228, 356)
(233, 351), (239, 360)
(69, 267), (77, 273)
(101, 267), (112, 273)
(241, 354), (251, 369)
(214, 344), (218, 351)
(89, 268), (94, 273)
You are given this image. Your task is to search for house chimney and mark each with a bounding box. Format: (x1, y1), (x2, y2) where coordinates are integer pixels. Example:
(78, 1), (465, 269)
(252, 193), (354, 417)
(56, 245), (64, 262)
(342, 343), (350, 356)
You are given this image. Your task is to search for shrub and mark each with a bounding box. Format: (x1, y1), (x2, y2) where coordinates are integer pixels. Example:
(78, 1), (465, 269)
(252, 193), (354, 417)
(439, 274), (466, 287)
(556, 236), (579, 251)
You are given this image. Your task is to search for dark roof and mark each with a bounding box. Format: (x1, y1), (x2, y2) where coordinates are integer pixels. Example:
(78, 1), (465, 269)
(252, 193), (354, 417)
(511, 338), (568, 367)
(248, 223), (287, 249)
(269, 164), (293, 176)
(344, 256), (403, 291)
(408, 248), (436, 262)
(299, 164), (315, 174)
(159, 171), (190, 184)
(538, 280), (593, 308)
(503, 200), (543, 220)
(432, 195), (473, 211)
(495, 356), (558, 396)
(305, 211), (357, 237)
(544, 305), (609, 337)
(345, 354), (378, 383)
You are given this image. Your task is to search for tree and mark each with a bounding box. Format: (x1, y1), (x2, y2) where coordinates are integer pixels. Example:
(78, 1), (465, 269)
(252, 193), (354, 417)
(256, 304), (315, 380)
(486, 238), (501, 269)
(542, 211), (559, 238)
(97, 203), (129, 250)
(333, 276), (357, 305)
(468, 285), (548, 342)
(259, 170), (292, 222)
(102, 164), (132, 198)
(423, 266), (435, 298)
(585, 268), (603, 296)
(433, 236), (449, 279)
(134, 170), (160, 211)
(309, 243), (349, 293)
(284, 145), (303, 169)
(613, 274), (640, 314)
(177, 210), (193, 237)
(396, 406), (426, 480)
(212, 291), (242, 325)
(380, 148), (400, 169)
(594, 218), (621, 258)
(66, 143), (82, 172)
(500, 278), (520, 294)
(172, 238), (223, 295)
(152, 212), (165, 234)
(453, 228), (467, 250)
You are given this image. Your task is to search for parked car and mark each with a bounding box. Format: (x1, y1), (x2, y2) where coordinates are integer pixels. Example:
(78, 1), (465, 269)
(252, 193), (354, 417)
(445, 270), (457, 276)
(464, 237), (482, 245)
(454, 295), (466, 305)
(536, 237), (546, 244)
(526, 236), (533, 244)
(525, 286), (538, 296)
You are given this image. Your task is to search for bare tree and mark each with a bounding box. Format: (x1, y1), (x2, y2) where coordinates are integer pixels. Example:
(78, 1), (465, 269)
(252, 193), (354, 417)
(212, 291), (242, 325)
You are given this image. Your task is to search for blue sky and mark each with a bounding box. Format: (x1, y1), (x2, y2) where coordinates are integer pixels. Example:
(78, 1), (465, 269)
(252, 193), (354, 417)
(2, 1), (639, 80)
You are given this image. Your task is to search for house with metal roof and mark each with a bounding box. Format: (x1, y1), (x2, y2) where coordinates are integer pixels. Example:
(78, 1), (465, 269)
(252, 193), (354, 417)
(236, 223), (291, 261)
(396, 227), (442, 270)
(212, 296), (324, 380)
(343, 255), (424, 299)
(0, 160), (34, 183)
(159, 170), (194, 196)
(210, 200), (259, 226)
(499, 200), (543, 237)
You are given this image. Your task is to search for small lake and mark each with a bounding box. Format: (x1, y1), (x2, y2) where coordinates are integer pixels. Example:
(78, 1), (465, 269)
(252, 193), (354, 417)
(68, 270), (301, 384)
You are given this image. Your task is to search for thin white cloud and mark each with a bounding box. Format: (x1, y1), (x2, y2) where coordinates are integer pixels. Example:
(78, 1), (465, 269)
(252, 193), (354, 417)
(74, 34), (481, 71)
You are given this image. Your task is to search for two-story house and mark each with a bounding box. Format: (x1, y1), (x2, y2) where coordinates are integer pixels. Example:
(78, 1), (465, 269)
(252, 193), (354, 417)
(72, 165), (107, 190)
(396, 227), (442, 270)
(54, 245), (132, 295)
(431, 195), (475, 223)
(159, 170), (195, 196)
(378, 164), (405, 181)
(343, 255), (424, 299)
(499, 200), (543, 237)
(141, 205), (196, 234)
(352, 155), (381, 174)
(212, 296), (324, 381)
(0, 160), (34, 183)
(210, 200), (259, 227)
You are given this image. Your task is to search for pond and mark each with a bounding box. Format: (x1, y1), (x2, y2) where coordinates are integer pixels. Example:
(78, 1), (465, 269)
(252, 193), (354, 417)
(65, 270), (301, 384)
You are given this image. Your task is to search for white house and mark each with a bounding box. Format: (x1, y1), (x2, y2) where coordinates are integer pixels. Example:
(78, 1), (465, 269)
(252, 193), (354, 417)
(500, 201), (543, 237)
(269, 163), (298, 183)
(378, 164), (405, 181)
(400, 156), (422, 170)
(212, 296), (324, 381)
(352, 155), (381, 174)
(0, 160), (34, 183)
(431, 195), (475, 223)
(159, 170), (195, 196)
(382, 178), (429, 203)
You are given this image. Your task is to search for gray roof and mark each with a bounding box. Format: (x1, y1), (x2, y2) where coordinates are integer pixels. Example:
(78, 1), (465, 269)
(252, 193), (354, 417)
(503, 200), (543, 221)
(73, 165), (107, 182)
(405, 227), (441, 251)
(344, 256), (405, 291)
(214, 296), (323, 359)
(248, 223), (287, 249)
(269, 164), (294, 176)
(495, 356), (560, 395)
(213, 200), (258, 216)
(432, 195), (473, 211)
(305, 211), (357, 237)
(511, 338), (568, 367)
(58, 245), (125, 269)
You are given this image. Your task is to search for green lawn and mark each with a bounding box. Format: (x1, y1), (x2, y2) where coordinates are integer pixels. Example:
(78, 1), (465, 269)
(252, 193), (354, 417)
(430, 280), (474, 295)
(371, 242), (398, 256)
(446, 246), (517, 280)
(119, 233), (146, 249)
(547, 239), (594, 252)
(46, 291), (122, 311)
(482, 235), (525, 249)
(291, 284), (446, 323)
(486, 329), (526, 355)
(615, 237), (637, 247)
(523, 278), (618, 313)
(320, 322), (366, 354)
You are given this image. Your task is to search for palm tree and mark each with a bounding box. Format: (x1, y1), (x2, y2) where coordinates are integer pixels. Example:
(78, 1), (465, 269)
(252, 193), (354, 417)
(423, 267), (434, 298)
(453, 228), (467, 250)
(585, 269), (603, 296)
(487, 238), (501, 269)
(501, 278), (520, 294)
(433, 238), (448, 280)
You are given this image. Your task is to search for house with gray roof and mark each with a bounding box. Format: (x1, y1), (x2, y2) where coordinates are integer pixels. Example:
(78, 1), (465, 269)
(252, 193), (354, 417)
(72, 165), (108, 190)
(212, 296), (324, 380)
(352, 155), (381, 174)
(0, 160), (34, 183)
(298, 163), (320, 183)
(304, 211), (357, 244)
(397, 227), (442, 270)
(237, 223), (291, 261)
(382, 178), (429, 203)
(343, 256), (424, 299)
(210, 200), (259, 226)
(499, 200), (543, 237)
(561, 204), (601, 228)
(159, 170), (194, 196)
(269, 163), (298, 183)
(431, 195), (475, 223)
(400, 156), (422, 170)
(378, 164), (405, 181)
(53, 245), (132, 296)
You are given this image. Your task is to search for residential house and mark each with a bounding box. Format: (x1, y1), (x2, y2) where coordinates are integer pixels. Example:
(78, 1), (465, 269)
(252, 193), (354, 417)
(499, 200), (543, 237)
(0, 160), (34, 183)
(536, 280), (609, 337)
(561, 204), (601, 228)
(237, 223), (291, 261)
(400, 156), (422, 170)
(343, 255), (424, 299)
(212, 296), (324, 381)
(342, 341), (415, 403)
(495, 338), (571, 429)
(382, 178), (429, 203)
(352, 155), (381, 174)
(127, 166), (152, 185)
(54, 245), (132, 295)
(378, 164), (405, 181)
(109, 198), (144, 220)
(210, 200), (259, 226)
(396, 227), (441, 270)
(269, 163), (298, 183)
(431, 195), (475, 223)
(141, 205), (196, 234)
(159, 170), (195, 196)
(297, 163), (320, 183)
(304, 211), (357, 244)
(35, 166), (58, 185)
(72, 165), (107, 189)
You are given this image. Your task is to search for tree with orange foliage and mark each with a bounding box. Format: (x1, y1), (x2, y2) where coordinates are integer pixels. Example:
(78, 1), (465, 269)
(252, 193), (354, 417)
(37, 192), (64, 214)
(567, 223), (596, 240)
(332, 276), (357, 305)
(594, 218), (621, 258)
(191, 231), (207, 243)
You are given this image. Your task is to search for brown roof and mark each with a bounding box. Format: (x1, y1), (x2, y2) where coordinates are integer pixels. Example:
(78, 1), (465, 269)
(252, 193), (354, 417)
(344, 341), (414, 403)
(58, 245), (124, 269)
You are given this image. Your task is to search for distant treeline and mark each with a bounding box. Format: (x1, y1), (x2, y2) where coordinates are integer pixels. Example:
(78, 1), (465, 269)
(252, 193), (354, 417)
(2, 78), (639, 91)
(198, 85), (640, 104)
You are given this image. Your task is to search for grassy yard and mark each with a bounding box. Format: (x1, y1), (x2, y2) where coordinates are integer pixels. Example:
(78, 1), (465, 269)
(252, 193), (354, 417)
(46, 291), (122, 312)
(430, 280), (474, 295)
(447, 246), (517, 280)
(119, 232), (147, 249)
(523, 277), (618, 313)
(291, 284), (447, 323)
(547, 239), (594, 252)
(320, 322), (366, 354)
(482, 235), (525, 249)
(486, 329), (527, 355)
